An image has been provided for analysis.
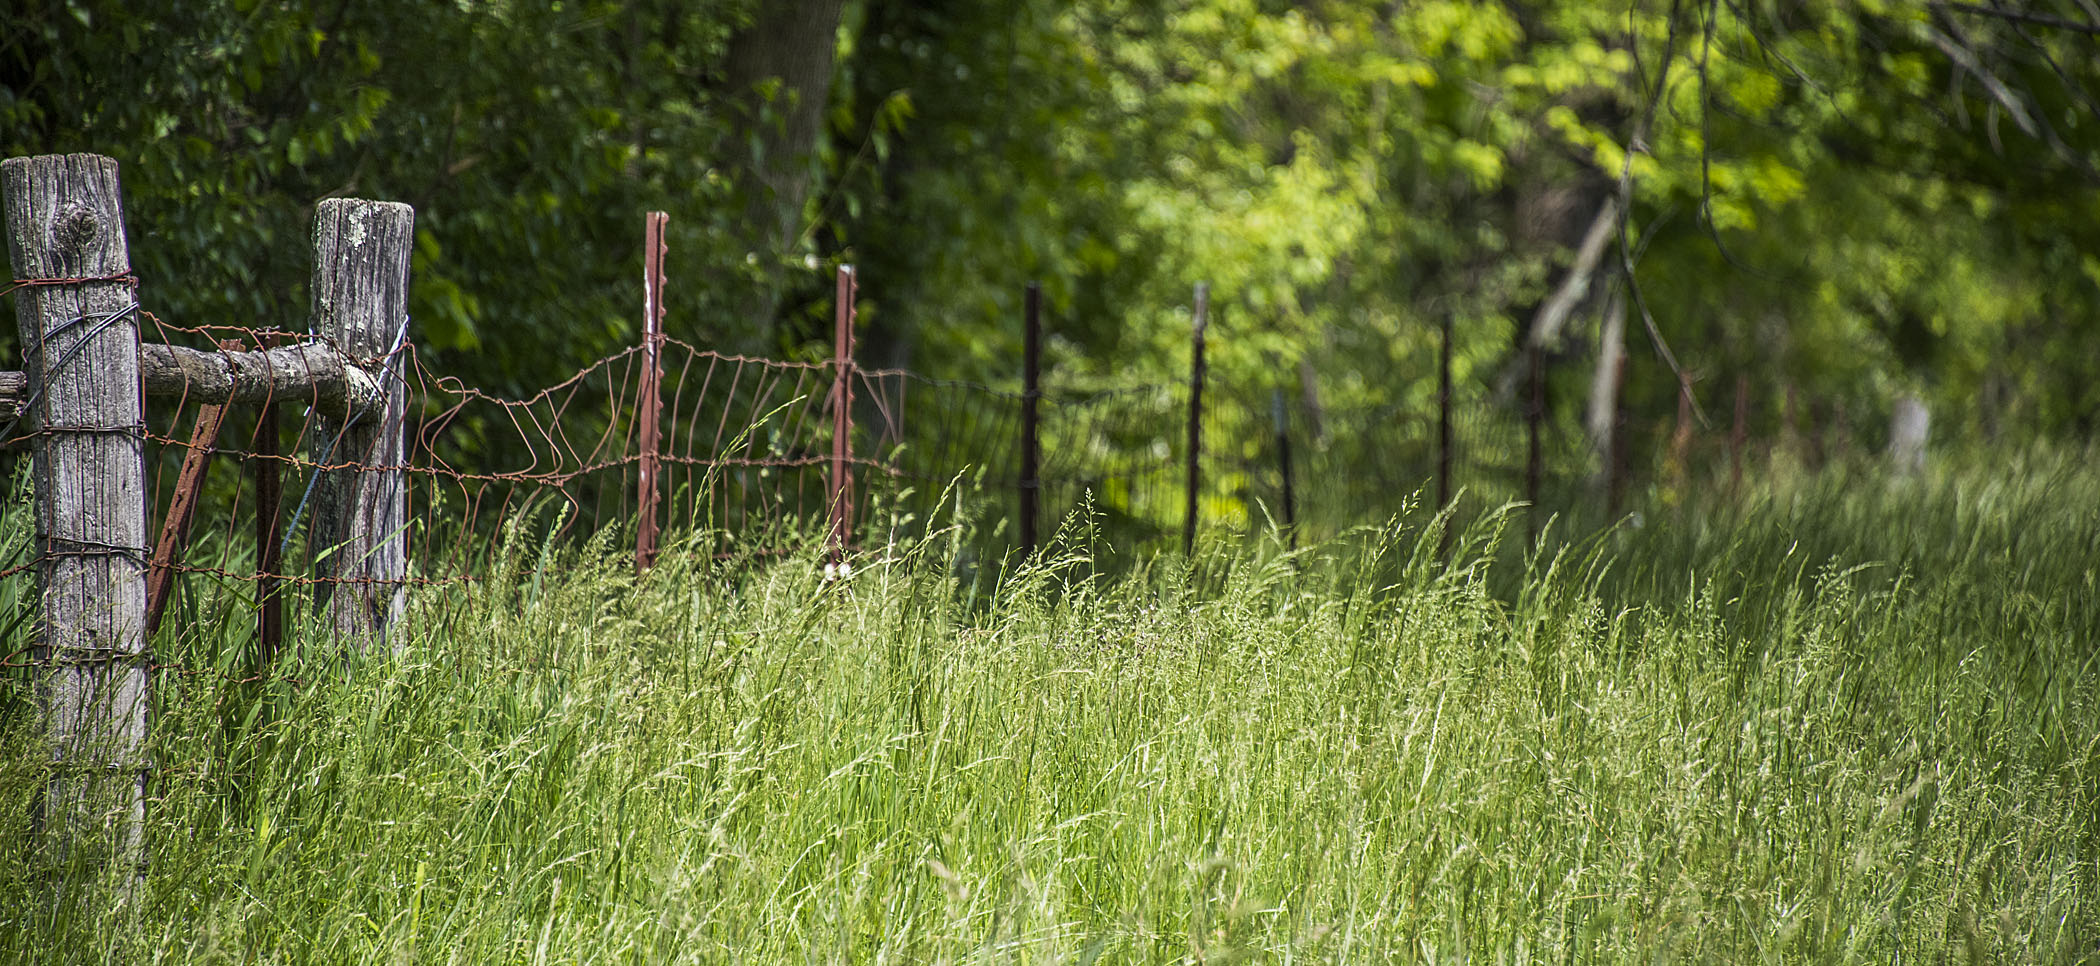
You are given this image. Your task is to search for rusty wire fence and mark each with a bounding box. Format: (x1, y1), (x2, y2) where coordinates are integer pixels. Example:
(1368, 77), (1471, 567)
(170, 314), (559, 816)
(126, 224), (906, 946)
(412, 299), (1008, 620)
(0, 294), (1886, 674)
(0, 206), (1893, 682)
(0, 283), (1198, 675)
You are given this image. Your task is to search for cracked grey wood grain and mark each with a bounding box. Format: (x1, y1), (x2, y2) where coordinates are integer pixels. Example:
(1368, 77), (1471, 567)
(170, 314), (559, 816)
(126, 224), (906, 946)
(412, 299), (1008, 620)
(1, 152), (148, 867)
(306, 198), (413, 651)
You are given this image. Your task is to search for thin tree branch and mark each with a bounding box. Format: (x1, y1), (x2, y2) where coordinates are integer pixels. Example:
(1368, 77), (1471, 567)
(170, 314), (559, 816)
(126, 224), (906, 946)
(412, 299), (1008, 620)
(1934, 1), (2100, 35)
(1616, 0), (1707, 426)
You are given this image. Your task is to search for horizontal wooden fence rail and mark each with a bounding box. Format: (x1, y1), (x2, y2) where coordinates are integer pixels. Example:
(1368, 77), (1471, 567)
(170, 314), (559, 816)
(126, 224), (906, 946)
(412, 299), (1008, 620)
(0, 341), (388, 423)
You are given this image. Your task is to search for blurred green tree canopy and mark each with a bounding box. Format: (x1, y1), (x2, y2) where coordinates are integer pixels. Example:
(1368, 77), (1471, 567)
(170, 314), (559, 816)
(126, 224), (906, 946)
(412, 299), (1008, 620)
(4, 0), (2096, 443)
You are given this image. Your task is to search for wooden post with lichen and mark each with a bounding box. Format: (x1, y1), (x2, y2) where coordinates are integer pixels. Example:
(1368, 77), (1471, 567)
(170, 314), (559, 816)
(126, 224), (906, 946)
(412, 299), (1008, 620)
(0, 153), (150, 866)
(307, 199), (414, 650)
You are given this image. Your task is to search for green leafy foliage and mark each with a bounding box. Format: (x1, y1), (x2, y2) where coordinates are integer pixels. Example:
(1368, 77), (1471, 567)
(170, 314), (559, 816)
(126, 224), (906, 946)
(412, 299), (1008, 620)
(4, 0), (2097, 522)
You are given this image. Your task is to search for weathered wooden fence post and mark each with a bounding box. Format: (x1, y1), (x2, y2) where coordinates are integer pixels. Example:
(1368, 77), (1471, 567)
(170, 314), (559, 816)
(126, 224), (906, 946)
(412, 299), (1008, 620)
(308, 198), (413, 649)
(828, 265), (857, 567)
(1183, 282), (1209, 557)
(1018, 281), (1042, 558)
(636, 211), (667, 571)
(1, 153), (150, 865)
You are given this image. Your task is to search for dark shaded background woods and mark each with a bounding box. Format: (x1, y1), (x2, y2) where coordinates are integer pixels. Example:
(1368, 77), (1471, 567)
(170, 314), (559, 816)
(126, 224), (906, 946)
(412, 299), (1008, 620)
(4, 0), (2098, 504)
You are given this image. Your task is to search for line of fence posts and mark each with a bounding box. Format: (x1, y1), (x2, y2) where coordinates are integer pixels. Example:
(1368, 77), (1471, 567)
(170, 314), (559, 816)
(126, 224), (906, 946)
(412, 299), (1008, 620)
(1017, 282), (1042, 558)
(1183, 282), (1209, 557)
(1, 152), (413, 871)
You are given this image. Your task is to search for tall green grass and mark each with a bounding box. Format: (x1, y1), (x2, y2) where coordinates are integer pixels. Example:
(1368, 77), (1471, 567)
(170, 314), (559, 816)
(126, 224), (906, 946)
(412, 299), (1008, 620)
(0, 448), (2095, 963)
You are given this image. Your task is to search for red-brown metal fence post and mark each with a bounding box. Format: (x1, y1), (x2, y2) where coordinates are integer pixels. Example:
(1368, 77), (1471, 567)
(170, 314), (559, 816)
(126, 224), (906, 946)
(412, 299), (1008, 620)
(1018, 281), (1042, 558)
(829, 265), (857, 566)
(256, 402), (284, 660)
(145, 342), (239, 636)
(636, 211), (667, 571)
(1183, 282), (1209, 557)
(1525, 340), (1543, 544)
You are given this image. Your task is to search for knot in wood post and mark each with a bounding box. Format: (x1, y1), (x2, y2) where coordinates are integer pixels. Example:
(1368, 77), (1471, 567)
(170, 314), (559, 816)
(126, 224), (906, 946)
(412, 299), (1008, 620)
(1, 152), (149, 869)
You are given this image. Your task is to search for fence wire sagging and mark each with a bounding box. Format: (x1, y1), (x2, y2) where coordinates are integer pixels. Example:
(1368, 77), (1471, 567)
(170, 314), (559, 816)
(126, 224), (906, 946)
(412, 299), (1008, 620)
(0, 183), (1910, 678)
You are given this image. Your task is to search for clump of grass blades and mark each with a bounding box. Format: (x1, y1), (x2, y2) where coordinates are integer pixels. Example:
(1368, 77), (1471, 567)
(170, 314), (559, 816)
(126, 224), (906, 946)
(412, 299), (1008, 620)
(0, 448), (2094, 963)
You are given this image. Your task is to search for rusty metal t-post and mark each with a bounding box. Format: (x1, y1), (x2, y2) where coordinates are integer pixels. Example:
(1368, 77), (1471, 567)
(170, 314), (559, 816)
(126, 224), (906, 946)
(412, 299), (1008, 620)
(636, 211), (667, 571)
(1183, 282), (1209, 557)
(144, 344), (240, 637)
(829, 265), (857, 566)
(1018, 281), (1042, 558)
(256, 402), (284, 661)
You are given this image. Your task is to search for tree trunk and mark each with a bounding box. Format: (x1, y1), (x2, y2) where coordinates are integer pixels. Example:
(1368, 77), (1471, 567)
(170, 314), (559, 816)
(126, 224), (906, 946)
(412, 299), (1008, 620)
(717, 0), (847, 348)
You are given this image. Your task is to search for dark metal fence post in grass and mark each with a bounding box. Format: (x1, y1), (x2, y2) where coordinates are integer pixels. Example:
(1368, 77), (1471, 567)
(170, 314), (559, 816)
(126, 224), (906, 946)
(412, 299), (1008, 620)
(1018, 281), (1042, 558)
(829, 265), (857, 567)
(1183, 282), (1209, 557)
(1730, 374), (1748, 491)
(1607, 355), (1628, 519)
(636, 211), (667, 572)
(308, 198), (414, 652)
(1525, 341), (1543, 545)
(1271, 385), (1297, 549)
(1, 152), (150, 867)
(1783, 380), (1800, 458)
(1437, 309), (1454, 553)
(1670, 369), (1694, 491)
(256, 402), (284, 661)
